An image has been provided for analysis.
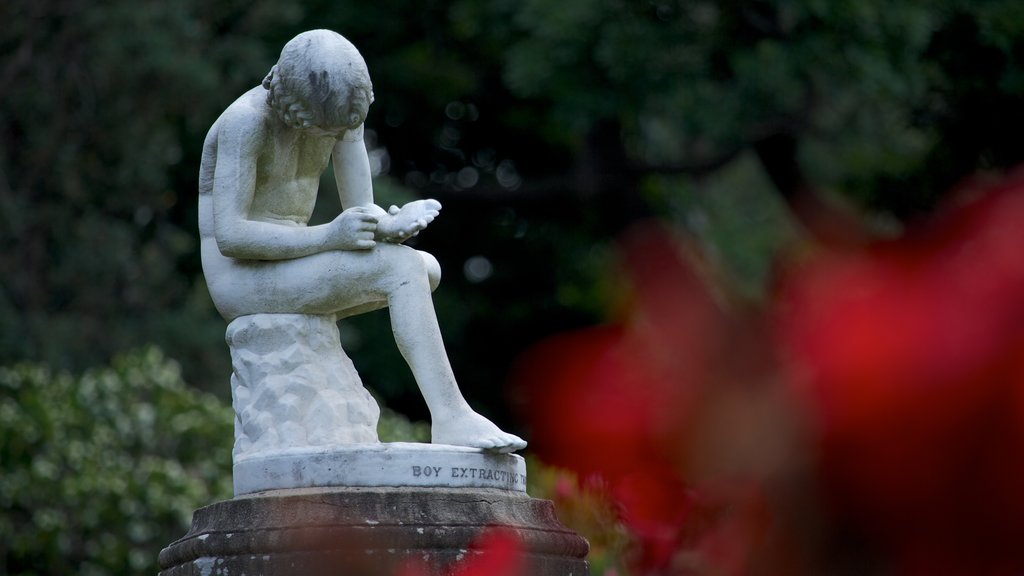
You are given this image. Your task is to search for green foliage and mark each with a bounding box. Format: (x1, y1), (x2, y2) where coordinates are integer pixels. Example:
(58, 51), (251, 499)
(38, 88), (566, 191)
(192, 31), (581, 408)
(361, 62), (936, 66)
(0, 348), (233, 575)
(0, 0), (301, 387)
(647, 154), (801, 300)
(377, 405), (431, 443)
(526, 458), (633, 576)
(495, 0), (1024, 216)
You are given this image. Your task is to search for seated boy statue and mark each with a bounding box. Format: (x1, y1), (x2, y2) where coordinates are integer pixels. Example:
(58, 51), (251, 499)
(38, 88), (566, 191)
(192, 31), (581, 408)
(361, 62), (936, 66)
(198, 30), (525, 453)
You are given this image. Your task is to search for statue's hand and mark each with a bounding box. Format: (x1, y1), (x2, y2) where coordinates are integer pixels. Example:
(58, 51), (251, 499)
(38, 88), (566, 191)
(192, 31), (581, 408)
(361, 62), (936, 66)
(376, 199), (442, 243)
(327, 206), (379, 250)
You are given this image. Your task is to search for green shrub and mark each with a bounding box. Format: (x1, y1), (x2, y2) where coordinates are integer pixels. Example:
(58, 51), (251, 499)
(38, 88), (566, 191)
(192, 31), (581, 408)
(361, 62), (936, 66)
(377, 406), (431, 443)
(0, 348), (233, 576)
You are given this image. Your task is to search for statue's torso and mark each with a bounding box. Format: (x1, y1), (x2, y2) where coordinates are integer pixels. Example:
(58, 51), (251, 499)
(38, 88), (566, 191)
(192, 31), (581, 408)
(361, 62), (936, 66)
(198, 88), (338, 237)
(250, 124), (335, 227)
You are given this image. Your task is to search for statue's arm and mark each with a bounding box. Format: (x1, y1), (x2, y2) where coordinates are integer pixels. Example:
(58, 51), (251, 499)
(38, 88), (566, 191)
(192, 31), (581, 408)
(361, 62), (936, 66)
(332, 125), (440, 243)
(332, 125), (379, 211)
(213, 112), (376, 260)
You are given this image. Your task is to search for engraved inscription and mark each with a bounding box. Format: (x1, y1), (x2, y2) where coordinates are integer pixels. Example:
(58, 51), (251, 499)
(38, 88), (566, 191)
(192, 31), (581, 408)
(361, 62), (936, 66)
(450, 466), (526, 488)
(411, 466), (443, 477)
(406, 463), (526, 488)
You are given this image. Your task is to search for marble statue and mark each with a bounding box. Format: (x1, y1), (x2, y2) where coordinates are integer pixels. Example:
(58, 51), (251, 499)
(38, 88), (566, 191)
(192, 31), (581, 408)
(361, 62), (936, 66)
(198, 29), (526, 467)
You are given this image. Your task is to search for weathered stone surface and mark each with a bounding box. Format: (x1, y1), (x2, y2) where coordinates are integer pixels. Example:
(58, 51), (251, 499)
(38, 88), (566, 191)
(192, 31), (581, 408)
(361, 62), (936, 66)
(158, 487), (589, 576)
(227, 313), (380, 461)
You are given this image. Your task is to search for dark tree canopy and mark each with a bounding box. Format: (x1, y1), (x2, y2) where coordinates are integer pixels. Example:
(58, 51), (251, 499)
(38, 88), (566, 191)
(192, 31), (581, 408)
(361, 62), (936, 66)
(1, 0), (1022, 419)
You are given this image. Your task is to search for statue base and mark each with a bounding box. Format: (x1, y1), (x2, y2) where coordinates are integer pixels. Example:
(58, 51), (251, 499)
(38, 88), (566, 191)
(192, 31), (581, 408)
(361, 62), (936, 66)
(233, 442), (528, 496)
(157, 486), (589, 576)
(226, 313), (381, 460)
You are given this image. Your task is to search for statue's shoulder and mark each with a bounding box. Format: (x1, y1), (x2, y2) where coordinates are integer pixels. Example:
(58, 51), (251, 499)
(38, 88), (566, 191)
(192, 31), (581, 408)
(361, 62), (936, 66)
(211, 87), (273, 145)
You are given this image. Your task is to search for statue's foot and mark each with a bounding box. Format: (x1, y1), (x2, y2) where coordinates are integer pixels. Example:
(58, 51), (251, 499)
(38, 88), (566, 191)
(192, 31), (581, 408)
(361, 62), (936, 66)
(431, 410), (527, 454)
(378, 199), (442, 242)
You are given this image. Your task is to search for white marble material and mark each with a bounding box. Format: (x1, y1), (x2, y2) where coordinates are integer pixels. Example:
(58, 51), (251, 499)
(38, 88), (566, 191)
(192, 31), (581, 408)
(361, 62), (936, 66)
(233, 443), (528, 496)
(198, 29), (526, 466)
(227, 314), (379, 460)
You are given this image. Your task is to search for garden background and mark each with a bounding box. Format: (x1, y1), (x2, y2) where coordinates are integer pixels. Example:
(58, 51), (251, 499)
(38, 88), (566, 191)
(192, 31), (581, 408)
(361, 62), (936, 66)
(2, 1), (1024, 574)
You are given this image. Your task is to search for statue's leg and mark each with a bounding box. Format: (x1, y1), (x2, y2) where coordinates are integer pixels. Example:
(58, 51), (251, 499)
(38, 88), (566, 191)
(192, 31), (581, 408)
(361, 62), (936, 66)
(203, 243), (435, 318)
(335, 251), (441, 320)
(362, 247), (526, 453)
(205, 244), (525, 452)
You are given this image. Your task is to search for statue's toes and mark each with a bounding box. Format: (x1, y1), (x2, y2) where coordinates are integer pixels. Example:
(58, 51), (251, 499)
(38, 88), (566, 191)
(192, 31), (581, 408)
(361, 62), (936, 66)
(490, 435), (527, 454)
(475, 437), (504, 452)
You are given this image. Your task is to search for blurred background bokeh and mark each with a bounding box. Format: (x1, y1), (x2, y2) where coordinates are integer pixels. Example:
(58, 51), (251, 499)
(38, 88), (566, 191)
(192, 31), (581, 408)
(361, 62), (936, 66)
(2, 1), (1024, 574)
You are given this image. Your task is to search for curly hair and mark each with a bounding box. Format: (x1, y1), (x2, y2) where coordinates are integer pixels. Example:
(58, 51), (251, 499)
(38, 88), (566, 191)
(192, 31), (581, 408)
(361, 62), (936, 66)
(262, 30), (373, 130)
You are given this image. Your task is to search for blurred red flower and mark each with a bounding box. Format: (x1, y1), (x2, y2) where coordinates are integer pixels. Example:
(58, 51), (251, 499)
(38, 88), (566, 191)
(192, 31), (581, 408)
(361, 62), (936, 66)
(777, 171), (1024, 573)
(518, 169), (1024, 574)
(516, 224), (755, 572)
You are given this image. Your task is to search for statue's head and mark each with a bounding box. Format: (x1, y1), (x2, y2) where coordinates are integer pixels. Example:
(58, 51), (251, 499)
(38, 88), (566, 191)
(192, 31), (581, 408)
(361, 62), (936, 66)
(263, 30), (374, 133)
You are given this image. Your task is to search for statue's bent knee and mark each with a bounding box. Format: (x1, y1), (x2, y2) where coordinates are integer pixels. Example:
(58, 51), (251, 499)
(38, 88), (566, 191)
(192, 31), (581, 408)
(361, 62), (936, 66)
(381, 244), (437, 289)
(420, 251), (441, 292)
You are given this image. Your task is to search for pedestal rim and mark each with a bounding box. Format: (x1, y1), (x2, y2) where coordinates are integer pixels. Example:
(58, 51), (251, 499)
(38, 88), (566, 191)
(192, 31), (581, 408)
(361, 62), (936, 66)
(233, 441), (515, 463)
(233, 442), (528, 496)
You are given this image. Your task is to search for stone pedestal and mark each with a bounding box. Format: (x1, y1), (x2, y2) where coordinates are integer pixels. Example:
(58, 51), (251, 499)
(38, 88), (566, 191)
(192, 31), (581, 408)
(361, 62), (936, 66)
(163, 313), (588, 574)
(158, 487), (589, 576)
